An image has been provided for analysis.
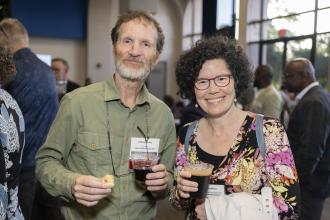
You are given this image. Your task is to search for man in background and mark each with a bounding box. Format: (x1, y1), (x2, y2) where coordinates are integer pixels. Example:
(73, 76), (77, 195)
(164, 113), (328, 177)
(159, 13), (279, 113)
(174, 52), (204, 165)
(285, 58), (330, 220)
(0, 18), (59, 220)
(51, 57), (80, 100)
(251, 64), (282, 119)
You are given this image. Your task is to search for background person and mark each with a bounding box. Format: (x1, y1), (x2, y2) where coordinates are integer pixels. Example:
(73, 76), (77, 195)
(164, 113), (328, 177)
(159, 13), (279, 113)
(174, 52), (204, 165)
(251, 64), (282, 119)
(51, 58), (80, 100)
(0, 18), (59, 220)
(170, 36), (300, 220)
(35, 11), (176, 220)
(0, 42), (25, 220)
(236, 82), (255, 110)
(279, 83), (296, 129)
(284, 58), (330, 220)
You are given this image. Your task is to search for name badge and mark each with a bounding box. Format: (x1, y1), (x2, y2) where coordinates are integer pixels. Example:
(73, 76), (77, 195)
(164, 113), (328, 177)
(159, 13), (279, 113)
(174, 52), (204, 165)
(130, 137), (160, 156)
(207, 184), (225, 197)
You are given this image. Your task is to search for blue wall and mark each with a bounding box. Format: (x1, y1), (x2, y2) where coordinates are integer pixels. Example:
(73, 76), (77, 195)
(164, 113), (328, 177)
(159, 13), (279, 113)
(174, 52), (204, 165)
(12, 0), (87, 40)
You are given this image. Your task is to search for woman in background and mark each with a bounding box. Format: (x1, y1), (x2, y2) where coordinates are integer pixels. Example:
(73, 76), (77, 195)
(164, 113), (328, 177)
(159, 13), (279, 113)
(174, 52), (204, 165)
(0, 43), (25, 220)
(169, 36), (300, 219)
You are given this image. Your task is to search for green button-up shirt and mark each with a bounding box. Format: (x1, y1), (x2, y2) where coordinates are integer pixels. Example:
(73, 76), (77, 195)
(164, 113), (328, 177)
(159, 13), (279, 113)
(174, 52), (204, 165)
(35, 76), (176, 220)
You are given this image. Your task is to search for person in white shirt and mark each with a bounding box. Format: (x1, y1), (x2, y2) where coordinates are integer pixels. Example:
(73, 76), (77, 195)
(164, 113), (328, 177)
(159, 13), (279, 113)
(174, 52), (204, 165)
(251, 64), (283, 119)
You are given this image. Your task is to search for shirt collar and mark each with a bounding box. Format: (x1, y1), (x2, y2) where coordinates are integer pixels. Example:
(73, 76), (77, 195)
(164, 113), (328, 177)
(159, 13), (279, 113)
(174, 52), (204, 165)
(13, 48), (32, 60)
(255, 84), (272, 96)
(295, 81), (319, 101)
(104, 74), (150, 106)
(260, 84), (273, 91)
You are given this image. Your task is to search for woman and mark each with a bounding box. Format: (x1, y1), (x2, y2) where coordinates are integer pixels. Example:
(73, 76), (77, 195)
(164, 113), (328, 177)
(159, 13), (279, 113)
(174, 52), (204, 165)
(169, 36), (300, 219)
(0, 43), (25, 220)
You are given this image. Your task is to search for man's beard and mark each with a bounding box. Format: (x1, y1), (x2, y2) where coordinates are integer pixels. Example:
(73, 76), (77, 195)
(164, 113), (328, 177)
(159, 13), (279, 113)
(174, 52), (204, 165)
(115, 59), (151, 82)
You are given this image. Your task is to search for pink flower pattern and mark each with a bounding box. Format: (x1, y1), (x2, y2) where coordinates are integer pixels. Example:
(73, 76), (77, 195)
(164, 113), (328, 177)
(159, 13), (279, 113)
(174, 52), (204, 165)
(170, 112), (300, 220)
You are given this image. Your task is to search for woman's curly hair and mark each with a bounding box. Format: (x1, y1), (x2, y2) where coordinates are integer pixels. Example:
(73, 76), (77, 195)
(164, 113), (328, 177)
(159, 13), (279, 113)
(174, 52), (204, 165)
(176, 35), (253, 103)
(0, 43), (16, 86)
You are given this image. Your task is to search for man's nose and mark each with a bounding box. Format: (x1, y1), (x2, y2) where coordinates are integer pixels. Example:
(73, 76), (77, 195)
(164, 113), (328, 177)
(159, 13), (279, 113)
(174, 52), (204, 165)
(129, 42), (142, 57)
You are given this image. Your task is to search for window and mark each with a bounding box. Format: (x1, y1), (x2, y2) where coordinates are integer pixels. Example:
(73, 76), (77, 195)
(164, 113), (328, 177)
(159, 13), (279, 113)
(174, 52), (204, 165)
(182, 0), (238, 51)
(316, 33), (330, 88)
(246, 0), (330, 89)
(263, 42), (284, 88)
(182, 0), (203, 51)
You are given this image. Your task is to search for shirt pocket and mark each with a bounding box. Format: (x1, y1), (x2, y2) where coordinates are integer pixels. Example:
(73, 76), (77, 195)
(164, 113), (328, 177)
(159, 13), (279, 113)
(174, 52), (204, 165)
(74, 132), (110, 168)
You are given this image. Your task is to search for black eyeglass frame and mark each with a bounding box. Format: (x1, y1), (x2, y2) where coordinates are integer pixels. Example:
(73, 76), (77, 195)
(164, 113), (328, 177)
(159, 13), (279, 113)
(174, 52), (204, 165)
(107, 124), (150, 178)
(106, 102), (150, 178)
(194, 74), (232, 90)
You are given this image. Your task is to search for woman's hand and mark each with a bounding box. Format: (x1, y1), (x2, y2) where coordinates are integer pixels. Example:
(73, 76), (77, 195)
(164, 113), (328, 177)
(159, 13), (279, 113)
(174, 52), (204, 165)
(195, 199), (207, 220)
(176, 170), (198, 198)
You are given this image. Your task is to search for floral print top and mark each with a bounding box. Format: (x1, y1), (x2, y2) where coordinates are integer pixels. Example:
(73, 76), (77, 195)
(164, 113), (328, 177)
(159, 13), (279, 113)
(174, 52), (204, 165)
(0, 89), (25, 220)
(170, 112), (300, 220)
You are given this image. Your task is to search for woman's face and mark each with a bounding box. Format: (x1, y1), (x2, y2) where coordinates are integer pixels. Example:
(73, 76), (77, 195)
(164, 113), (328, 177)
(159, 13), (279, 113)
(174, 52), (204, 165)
(194, 58), (236, 118)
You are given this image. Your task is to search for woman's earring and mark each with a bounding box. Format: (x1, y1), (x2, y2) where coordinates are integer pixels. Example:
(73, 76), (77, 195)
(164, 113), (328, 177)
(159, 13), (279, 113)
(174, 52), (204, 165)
(234, 98), (238, 103)
(195, 103), (199, 108)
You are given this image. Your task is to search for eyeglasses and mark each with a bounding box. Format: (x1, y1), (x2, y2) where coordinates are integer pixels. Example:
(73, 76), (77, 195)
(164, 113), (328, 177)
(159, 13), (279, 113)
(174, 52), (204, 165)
(194, 75), (232, 90)
(107, 128), (127, 177)
(137, 126), (150, 160)
(107, 125), (149, 177)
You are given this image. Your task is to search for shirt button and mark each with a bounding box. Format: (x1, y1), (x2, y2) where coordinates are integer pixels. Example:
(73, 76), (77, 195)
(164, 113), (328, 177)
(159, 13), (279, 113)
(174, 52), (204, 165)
(91, 143), (96, 149)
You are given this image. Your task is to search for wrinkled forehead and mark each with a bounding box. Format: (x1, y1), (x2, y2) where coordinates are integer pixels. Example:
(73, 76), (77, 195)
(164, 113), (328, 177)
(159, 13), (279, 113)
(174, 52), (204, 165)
(118, 18), (158, 42)
(285, 61), (305, 75)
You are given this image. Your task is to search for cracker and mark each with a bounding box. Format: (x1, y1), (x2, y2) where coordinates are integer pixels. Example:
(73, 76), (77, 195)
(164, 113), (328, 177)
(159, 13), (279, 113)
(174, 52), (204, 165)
(103, 174), (115, 188)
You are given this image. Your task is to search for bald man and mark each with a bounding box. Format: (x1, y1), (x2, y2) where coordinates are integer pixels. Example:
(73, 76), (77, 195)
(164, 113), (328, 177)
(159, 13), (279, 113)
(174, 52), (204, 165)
(284, 58), (330, 220)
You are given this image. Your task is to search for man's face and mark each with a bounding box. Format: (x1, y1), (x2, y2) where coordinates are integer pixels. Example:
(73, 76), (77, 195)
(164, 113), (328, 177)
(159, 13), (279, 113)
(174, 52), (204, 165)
(113, 19), (159, 81)
(51, 61), (67, 81)
(253, 71), (262, 89)
(283, 62), (304, 93)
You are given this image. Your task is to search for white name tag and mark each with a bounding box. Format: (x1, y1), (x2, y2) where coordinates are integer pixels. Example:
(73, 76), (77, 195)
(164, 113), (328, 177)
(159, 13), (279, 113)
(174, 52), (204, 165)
(207, 184), (225, 197)
(130, 137), (160, 155)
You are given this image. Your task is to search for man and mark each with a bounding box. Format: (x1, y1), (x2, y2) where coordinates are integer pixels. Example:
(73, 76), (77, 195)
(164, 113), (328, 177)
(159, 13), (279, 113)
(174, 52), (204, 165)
(0, 18), (59, 220)
(35, 11), (176, 220)
(51, 57), (80, 100)
(284, 58), (330, 220)
(251, 64), (283, 119)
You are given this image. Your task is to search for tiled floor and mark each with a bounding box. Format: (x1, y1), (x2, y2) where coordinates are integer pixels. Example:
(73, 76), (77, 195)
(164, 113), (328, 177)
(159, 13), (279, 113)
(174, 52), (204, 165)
(156, 199), (185, 220)
(156, 196), (330, 220)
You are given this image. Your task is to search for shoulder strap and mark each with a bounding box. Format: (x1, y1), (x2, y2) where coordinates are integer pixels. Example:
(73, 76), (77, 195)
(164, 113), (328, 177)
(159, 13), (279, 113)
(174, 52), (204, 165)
(184, 117), (266, 158)
(184, 121), (197, 154)
(256, 114), (266, 158)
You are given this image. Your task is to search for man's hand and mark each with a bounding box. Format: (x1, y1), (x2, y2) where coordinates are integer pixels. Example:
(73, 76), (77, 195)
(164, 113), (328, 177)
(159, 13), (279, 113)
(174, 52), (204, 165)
(71, 175), (112, 207)
(145, 163), (168, 191)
